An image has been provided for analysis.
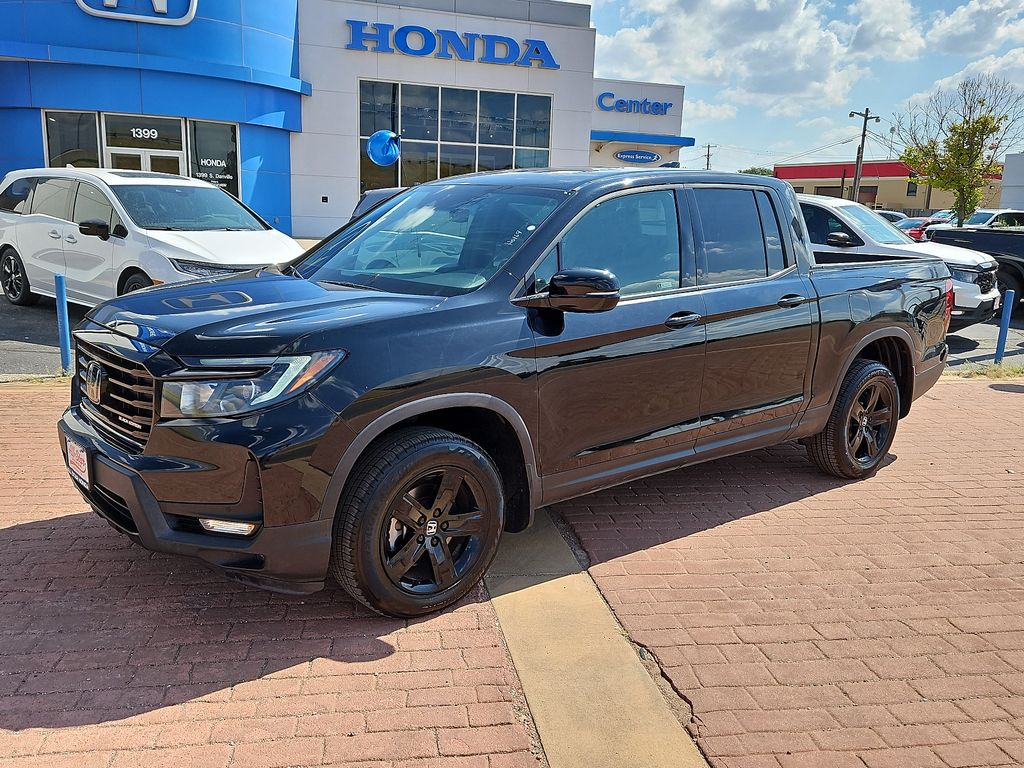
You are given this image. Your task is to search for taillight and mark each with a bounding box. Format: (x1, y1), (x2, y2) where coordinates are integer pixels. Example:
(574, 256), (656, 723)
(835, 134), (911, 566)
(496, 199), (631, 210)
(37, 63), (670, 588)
(943, 277), (954, 333)
(909, 228), (924, 240)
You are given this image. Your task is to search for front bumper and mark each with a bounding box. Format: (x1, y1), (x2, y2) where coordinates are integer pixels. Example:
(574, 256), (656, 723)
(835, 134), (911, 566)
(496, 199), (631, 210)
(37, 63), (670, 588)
(58, 406), (333, 594)
(949, 296), (999, 332)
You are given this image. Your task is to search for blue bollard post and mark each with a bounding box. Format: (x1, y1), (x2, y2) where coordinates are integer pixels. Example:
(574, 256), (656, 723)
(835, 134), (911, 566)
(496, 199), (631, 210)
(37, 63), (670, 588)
(995, 289), (1016, 365)
(54, 274), (72, 375)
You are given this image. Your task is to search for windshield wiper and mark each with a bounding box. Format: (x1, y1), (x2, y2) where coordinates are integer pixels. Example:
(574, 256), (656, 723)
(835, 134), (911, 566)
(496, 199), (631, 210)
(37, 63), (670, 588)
(316, 279), (384, 291)
(146, 226), (188, 231)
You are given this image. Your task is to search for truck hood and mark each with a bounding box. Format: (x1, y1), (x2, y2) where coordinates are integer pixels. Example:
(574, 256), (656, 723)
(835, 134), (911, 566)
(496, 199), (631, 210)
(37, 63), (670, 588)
(145, 228), (305, 265)
(901, 241), (997, 269)
(85, 270), (443, 358)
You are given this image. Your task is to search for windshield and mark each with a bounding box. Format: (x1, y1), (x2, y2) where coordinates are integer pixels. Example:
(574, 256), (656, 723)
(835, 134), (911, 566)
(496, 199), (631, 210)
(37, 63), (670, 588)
(964, 211), (994, 225)
(841, 205), (914, 244)
(296, 183), (566, 297)
(896, 218), (923, 230)
(111, 184), (266, 231)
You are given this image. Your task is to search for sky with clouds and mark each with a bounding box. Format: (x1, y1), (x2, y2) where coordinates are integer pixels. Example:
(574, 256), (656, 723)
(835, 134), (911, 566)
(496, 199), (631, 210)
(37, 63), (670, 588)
(586, 0), (1024, 171)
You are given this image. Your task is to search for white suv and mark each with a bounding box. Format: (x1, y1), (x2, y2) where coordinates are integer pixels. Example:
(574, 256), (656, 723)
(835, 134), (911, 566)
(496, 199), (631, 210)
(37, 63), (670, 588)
(798, 194), (1002, 331)
(0, 168), (304, 307)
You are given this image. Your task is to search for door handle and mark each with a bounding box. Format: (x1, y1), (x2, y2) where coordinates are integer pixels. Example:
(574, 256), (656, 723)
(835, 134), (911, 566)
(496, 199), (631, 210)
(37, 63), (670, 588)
(65, 235), (77, 244)
(665, 311), (703, 329)
(777, 294), (807, 308)
(48, 229), (61, 239)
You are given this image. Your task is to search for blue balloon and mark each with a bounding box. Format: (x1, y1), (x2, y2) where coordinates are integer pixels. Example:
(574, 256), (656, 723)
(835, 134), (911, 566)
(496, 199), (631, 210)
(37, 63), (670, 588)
(367, 130), (401, 166)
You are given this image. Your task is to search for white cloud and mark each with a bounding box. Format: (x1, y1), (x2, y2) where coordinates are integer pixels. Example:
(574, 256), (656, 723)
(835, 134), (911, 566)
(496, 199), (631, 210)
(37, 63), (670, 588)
(798, 116), (834, 129)
(912, 47), (1024, 100)
(594, 0), (868, 117)
(839, 0), (924, 60)
(685, 99), (738, 122)
(926, 0), (1024, 55)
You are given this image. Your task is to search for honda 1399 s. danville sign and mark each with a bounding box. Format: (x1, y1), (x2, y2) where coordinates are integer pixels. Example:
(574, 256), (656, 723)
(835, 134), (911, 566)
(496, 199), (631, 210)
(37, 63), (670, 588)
(76, 0), (199, 26)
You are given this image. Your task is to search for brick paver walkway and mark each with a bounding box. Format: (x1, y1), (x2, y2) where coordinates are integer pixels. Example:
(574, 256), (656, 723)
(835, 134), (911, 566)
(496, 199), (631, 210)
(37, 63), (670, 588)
(557, 379), (1024, 768)
(0, 385), (542, 768)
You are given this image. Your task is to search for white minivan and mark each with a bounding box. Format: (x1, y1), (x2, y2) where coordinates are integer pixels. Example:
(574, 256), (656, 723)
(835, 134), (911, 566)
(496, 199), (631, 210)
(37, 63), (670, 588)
(0, 168), (304, 307)
(798, 194), (1002, 331)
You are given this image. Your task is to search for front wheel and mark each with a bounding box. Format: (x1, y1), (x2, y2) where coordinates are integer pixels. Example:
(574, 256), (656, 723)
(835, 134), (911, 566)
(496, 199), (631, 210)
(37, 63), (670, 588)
(998, 270), (1022, 316)
(806, 359), (900, 479)
(330, 428), (505, 617)
(120, 271), (153, 295)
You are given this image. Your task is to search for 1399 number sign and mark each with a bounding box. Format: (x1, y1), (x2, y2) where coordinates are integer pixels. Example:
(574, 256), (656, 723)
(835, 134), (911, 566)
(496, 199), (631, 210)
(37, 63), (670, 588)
(130, 128), (159, 140)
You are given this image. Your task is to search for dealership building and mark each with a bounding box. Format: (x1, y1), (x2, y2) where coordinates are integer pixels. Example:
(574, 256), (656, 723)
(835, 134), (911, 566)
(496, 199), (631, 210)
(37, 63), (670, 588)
(0, 0), (693, 237)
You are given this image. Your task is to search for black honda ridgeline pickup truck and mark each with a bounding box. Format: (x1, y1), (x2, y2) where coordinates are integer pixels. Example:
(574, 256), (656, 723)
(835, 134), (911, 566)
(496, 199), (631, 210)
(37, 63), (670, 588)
(59, 170), (953, 617)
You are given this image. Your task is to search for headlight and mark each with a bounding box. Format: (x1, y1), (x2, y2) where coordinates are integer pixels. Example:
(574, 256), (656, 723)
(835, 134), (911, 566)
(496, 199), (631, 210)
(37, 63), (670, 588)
(169, 258), (236, 278)
(159, 351), (344, 418)
(948, 268), (977, 284)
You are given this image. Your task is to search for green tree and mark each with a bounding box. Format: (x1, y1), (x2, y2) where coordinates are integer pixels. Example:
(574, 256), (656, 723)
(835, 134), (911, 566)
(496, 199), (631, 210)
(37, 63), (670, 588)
(739, 166), (774, 176)
(895, 74), (1024, 225)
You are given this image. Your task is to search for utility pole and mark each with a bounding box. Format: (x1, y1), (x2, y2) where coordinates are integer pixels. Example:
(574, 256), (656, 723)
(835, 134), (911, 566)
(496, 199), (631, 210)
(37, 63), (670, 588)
(703, 144), (716, 170)
(849, 107), (880, 203)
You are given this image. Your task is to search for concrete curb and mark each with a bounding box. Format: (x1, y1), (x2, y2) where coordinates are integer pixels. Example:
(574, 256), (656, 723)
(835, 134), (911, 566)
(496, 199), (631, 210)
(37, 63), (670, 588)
(486, 510), (709, 768)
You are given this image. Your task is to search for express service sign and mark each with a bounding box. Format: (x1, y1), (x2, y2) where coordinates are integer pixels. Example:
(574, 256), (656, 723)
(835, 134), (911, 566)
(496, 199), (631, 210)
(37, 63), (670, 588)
(615, 150), (662, 164)
(76, 0), (199, 25)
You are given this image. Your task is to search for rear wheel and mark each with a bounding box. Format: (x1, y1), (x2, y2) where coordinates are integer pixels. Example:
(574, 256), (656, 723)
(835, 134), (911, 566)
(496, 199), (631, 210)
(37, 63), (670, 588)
(120, 271), (152, 295)
(330, 427), (505, 617)
(1, 249), (38, 306)
(806, 360), (900, 479)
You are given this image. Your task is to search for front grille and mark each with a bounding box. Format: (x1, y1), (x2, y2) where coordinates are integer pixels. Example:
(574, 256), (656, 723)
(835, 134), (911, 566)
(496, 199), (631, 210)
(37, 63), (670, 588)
(977, 269), (997, 294)
(76, 339), (155, 448)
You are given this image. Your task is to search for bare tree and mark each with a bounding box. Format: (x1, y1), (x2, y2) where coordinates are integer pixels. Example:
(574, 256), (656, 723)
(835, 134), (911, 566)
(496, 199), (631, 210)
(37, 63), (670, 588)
(894, 74), (1024, 223)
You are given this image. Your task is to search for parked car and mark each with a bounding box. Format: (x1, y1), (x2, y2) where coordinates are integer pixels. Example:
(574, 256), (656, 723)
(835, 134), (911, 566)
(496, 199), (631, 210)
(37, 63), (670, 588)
(930, 227), (1024, 314)
(0, 168), (303, 308)
(896, 217), (947, 242)
(925, 208), (1024, 236)
(349, 187), (405, 222)
(59, 169), (951, 617)
(930, 209), (954, 221)
(799, 194), (1000, 331)
(874, 209), (907, 222)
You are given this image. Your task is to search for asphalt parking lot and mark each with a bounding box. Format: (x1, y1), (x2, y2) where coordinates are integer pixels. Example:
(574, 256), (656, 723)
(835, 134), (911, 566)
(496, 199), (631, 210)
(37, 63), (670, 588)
(1, 295), (1021, 378)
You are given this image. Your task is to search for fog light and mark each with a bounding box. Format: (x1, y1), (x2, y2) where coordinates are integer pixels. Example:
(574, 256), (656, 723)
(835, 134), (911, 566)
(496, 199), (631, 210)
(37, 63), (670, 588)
(199, 518), (258, 536)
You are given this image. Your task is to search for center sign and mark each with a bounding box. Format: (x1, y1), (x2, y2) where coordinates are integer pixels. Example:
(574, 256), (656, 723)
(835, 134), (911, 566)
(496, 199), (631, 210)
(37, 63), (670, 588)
(346, 20), (559, 70)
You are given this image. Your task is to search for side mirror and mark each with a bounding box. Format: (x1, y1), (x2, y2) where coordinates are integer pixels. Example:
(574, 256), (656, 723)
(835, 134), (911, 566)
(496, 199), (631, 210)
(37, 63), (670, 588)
(512, 268), (620, 313)
(826, 231), (855, 247)
(79, 219), (110, 241)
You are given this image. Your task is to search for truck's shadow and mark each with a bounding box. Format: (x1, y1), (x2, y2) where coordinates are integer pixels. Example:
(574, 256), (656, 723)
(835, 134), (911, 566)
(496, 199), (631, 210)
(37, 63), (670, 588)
(0, 441), (887, 732)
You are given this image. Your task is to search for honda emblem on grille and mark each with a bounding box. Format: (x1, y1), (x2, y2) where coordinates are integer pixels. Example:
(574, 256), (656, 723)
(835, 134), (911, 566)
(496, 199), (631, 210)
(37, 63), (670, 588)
(85, 361), (108, 404)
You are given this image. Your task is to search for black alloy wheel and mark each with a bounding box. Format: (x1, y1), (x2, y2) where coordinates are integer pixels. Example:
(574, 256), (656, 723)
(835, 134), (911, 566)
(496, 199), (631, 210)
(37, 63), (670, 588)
(1, 250), (37, 306)
(331, 427), (505, 617)
(806, 359), (900, 479)
(381, 467), (486, 595)
(846, 379), (894, 468)
(121, 272), (153, 295)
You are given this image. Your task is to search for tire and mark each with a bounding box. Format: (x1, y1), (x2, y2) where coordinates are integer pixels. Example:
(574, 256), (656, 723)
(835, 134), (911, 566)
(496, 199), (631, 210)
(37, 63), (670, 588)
(120, 271), (152, 295)
(330, 427), (505, 617)
(806, 359), (900, 480)
(1, 249), (38, 306)
(998, 269), (1023, 316)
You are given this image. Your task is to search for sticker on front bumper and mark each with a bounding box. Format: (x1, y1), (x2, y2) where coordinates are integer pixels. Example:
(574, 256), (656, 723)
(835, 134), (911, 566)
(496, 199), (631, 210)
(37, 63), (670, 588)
(67, 438), (90, 488)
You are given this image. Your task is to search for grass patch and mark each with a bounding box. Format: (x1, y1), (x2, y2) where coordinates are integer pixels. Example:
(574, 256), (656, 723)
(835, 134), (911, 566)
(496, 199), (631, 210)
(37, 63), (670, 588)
(945, 362), (1024, 379)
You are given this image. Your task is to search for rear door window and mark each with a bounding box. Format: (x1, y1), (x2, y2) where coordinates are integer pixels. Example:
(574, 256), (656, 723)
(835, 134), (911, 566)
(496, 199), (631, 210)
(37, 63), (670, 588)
(30, 178), (74, 220)
(0, 178), (35, 214)
(693, 188), (767, 284)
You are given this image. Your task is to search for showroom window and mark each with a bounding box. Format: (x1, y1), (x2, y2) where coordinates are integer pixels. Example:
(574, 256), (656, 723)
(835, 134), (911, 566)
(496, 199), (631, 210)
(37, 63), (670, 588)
(358, 81), (552, 191)
(42, 111), (241, 197)
(45, 112), (100, 168)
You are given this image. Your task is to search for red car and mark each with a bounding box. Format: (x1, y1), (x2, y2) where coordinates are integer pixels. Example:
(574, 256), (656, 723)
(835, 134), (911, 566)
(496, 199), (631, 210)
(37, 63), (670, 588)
(896, 217), (946, 241)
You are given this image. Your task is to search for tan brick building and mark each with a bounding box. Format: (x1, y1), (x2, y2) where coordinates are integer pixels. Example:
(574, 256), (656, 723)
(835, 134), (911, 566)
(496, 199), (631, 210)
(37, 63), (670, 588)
(774, 160), (1002, 214)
